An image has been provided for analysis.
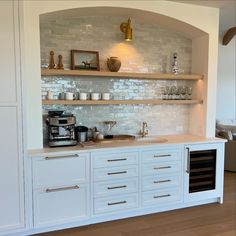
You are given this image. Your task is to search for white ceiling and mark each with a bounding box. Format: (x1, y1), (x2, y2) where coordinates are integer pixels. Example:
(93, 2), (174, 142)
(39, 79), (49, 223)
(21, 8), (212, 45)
(169, 0), (236, 9)
(169, 0), (236, 33)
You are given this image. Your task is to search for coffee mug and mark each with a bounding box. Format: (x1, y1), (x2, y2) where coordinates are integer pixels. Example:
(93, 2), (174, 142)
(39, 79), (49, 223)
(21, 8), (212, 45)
(79, 92), (90, 100)
(91, 93), (101, 100)
(65, 92), (75, 100)
(102, 93), (110, 100)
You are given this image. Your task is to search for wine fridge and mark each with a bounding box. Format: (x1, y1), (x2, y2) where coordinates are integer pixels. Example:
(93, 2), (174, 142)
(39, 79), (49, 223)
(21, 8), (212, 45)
(184, 143), (224, 203)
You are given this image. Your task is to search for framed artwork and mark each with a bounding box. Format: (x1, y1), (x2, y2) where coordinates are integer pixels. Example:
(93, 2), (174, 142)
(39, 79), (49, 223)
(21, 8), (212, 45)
(71, 50), (100, 71)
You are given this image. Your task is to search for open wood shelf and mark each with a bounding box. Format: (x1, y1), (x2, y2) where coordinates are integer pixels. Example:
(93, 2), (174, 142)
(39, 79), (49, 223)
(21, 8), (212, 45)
(41, 69), (203, 81)
(42, 99), (203, 106)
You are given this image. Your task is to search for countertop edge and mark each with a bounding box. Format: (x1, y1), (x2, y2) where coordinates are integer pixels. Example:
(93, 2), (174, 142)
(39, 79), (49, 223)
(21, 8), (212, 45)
(28, 134), (227, 157)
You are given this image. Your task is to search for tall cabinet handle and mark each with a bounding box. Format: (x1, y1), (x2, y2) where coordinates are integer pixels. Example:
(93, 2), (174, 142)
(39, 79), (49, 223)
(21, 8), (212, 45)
(186, 147), (190, 174)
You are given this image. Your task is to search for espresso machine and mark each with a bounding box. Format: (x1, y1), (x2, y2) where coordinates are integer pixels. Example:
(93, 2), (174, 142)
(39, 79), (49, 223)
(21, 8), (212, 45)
(46, 110), (77, 147)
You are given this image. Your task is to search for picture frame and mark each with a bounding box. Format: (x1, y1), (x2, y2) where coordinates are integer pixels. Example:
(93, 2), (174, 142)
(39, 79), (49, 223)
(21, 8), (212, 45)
(71, 50), (100, 71)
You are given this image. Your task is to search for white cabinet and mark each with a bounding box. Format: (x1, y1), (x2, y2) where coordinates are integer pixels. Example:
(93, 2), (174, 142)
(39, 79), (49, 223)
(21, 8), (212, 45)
(32, 153), (90, 228)
(141, 147), (183, 207)
(0, 1), (25, 235)
(30, 142), (225, 234)
(0, 1), (18, 104)
(92, 150), (139, 215)
(183, 143), (225, 203)
(0, 107), (24, 233)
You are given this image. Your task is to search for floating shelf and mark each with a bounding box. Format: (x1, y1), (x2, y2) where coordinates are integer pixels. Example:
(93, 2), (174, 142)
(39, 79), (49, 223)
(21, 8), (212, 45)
(41, 69), (203, 81)
(42, 99), (203, 106)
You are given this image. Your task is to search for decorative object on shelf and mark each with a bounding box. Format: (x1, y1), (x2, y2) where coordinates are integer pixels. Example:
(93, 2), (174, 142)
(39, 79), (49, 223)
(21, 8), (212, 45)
(120, 18), (132, 41)
(172, 53), (179, 74)
(49, 51), (55, 69)
(107, 57), (121, 72)
(46, 90), (54, 100)
(56, 54), (64, 70)
(71, 50), (100, 71)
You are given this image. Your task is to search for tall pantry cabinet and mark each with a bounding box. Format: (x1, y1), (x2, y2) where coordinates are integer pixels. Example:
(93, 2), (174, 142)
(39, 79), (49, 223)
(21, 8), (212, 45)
(0, 1), (25, 235)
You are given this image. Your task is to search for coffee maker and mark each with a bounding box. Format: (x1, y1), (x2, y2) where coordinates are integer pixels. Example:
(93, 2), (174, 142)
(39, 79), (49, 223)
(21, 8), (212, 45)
(46, 110), (77, 147)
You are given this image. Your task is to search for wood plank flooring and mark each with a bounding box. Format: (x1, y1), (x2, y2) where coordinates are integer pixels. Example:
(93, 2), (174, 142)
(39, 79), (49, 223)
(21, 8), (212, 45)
(38, 172), (236, 236)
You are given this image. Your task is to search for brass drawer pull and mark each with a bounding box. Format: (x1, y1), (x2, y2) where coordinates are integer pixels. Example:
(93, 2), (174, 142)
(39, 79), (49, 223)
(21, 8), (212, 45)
(153, 154), (171, 158)
(107, 185), (127, 190)
(153, 179), (171, 184)
(153, 166), (171, 170)
(108, 200), (127, 206)
(153, 194), (171, 199)
(45, 154), (79, 160)
(46, 185), (79, 193)
(107, 158), (127, 162)
(107, 171), (127, 175)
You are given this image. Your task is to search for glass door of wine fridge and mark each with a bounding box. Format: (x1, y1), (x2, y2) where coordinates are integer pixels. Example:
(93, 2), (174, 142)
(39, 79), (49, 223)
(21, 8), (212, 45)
(184, 143), (225, 203)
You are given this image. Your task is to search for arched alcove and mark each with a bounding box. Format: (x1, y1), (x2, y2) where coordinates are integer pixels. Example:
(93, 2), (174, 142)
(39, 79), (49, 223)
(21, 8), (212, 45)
(22, 1), (219, 148)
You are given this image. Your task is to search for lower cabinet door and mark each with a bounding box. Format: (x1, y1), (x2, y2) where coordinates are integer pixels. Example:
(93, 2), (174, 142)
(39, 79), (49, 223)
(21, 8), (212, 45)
(33, 184), (89, 227)
(94, 193), (139, 215)
(142, 188), (182, 207)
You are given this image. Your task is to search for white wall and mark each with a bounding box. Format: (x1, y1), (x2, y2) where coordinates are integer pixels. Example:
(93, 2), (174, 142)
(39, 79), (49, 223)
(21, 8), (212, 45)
(20, 1), (219, 149)
(216, 7), (236, 121)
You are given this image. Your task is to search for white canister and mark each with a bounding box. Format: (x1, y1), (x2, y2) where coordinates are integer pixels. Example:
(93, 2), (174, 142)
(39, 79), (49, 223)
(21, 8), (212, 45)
(79, 92), (89, 100)
(91, 93), (101, 100)
(47, 90), (53, 100)
(102, 93), (110, 100)
(65, 92), (74, 100)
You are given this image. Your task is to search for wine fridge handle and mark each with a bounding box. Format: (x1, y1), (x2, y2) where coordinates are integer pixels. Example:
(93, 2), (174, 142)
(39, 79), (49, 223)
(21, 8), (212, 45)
(186, 147), (190, 174)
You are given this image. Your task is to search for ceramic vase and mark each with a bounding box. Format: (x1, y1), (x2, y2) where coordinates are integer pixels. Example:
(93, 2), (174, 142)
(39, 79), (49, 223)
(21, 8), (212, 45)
(107, 57), (121, 72)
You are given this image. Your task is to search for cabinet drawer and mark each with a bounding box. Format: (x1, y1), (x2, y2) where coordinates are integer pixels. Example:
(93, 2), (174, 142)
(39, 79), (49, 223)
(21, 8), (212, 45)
(142, 173), (181, 191)
(142, 161), (181, 176)
(93, 151), (138, 168)
(141, 149), (181, 163)
(142, 188), (182, 207)
(93, 165), (139, 182)
(33, 184), (89, 227)
(94, 193), (138, 215)
(33, 152), (89, 188)
(94, 178), (138, 197)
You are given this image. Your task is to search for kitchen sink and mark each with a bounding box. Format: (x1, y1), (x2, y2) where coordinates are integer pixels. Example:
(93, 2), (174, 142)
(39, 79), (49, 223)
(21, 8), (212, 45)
(135, 136), (168, 143)
(97, 134), (136, 143)
(96, 135), (167, 144)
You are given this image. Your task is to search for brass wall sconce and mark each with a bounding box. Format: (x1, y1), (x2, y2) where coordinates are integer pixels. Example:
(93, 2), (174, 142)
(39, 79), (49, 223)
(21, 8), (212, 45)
(120, 18), (132, 41)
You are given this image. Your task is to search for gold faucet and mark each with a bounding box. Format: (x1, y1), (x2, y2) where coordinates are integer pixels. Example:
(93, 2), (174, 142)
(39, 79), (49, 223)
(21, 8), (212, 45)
(139, 122), (148, 137)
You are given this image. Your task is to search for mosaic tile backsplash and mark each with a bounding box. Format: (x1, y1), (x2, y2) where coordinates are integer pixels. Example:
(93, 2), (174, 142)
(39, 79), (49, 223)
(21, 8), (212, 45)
(40, 15), (193, 143)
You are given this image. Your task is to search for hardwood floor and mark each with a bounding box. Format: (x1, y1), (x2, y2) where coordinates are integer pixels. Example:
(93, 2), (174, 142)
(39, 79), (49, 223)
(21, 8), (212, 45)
(38, 172), (236, 236)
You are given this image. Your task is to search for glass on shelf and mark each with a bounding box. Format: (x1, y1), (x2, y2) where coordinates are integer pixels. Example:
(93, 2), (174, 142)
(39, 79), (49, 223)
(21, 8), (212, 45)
(187, 86), (192, 100)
